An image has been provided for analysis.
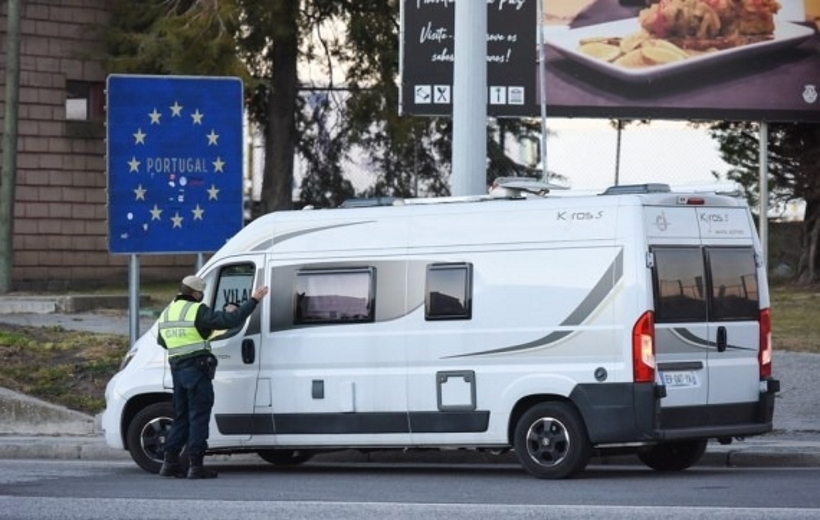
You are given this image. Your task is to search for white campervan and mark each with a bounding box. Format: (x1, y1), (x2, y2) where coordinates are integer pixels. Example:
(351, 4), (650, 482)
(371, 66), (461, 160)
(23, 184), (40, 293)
(102, 182), (779, 479)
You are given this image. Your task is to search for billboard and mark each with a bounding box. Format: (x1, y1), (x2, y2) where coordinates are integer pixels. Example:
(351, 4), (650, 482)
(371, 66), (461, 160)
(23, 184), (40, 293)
(400, 0), (537, 117)
(107, 75), (244, 254)
(400, 0), (820, 122)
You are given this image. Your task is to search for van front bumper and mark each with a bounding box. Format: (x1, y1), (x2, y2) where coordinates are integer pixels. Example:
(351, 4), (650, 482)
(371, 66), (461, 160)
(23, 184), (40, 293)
(101, 374), (127, 450)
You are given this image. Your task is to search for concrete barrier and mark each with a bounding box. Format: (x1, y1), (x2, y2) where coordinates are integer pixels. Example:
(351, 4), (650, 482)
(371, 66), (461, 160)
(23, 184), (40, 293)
(0, 387), (95, 435)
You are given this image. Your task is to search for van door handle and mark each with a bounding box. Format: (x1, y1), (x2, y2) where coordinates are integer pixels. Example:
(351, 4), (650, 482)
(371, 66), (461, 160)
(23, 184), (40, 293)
(716, 326), (727, 353)
(241, 339), (256, 364)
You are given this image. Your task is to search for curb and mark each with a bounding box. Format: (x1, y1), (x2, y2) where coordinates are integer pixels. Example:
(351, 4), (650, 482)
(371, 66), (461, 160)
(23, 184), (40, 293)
(2, 437), (820, 469)
(0, 297), (58, 314)
(0, 388), (96, 436)
(0, 438), (131, 461)
(0, 295), (151, 315)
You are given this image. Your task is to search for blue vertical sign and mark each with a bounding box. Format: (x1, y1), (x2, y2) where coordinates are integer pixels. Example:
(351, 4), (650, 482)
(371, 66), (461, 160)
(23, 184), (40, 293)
(107, 75), (244, 254)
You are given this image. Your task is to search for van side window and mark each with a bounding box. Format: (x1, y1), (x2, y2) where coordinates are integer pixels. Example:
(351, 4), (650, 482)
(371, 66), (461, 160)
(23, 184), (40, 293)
(214, 263), (256, 309)
(210, 263), (256, 339)
(426, 263), (472, 320)
(707, 247), (759, 321)
(652, 248), (707, 323)
(294, 268), (375, 324)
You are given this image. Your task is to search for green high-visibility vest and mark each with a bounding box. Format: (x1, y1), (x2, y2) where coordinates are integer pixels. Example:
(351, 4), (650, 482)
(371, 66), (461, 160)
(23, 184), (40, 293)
(158, 300), (209, 359)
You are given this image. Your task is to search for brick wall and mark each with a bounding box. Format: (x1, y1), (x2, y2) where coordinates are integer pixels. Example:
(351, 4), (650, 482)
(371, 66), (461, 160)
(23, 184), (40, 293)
(1, 0), (198, 291)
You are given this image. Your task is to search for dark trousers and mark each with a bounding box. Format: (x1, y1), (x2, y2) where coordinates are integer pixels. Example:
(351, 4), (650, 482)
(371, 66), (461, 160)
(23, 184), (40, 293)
(165, 356), (214, 461)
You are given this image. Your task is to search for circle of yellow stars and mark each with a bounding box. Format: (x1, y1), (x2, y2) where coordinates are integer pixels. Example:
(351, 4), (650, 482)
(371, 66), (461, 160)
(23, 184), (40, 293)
(126, 101), (227, 229)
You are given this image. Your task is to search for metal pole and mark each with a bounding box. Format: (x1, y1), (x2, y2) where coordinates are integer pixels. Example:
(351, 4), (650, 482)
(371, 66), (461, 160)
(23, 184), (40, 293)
(128, 254), (140, 346)
(451, 0), (487, 196)
(615, 120), (623, 186)
(413, 128), (419, 197)
(0, 0), (22, 294)
(759, 122), (769, 266)
(537, 0), (549, 181)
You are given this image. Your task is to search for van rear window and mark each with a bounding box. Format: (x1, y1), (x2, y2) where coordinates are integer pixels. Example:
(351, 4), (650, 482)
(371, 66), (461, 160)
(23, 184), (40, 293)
(707, 248), (759, 321)
(652, 246), (759, 323)
(652, 248), (707, 323)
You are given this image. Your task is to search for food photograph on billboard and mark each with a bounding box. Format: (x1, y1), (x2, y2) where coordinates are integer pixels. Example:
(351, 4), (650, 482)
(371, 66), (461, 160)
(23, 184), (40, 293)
(541, 0), (820, 121)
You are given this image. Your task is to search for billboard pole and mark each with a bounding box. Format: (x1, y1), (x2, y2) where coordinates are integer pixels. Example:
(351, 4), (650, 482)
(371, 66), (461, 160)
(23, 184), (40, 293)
(537, 0), (549, 181)
(759, 121), (769, 265)
(451, 0), (487, 196)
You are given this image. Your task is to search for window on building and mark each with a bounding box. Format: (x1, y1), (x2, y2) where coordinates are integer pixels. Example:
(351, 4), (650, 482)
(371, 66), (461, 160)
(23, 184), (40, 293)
(426, 263), (473, 320)
(66, 80), (104, 121)
(294, 268), (376, 324)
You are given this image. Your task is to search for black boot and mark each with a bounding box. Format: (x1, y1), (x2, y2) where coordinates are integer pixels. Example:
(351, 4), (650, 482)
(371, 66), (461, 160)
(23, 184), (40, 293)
(187, 456), (218, 479)
(158, 452), (185, 478)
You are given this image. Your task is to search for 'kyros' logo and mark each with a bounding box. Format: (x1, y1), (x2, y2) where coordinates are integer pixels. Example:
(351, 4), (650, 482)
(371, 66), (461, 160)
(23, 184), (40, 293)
(557, 210), (604, 221)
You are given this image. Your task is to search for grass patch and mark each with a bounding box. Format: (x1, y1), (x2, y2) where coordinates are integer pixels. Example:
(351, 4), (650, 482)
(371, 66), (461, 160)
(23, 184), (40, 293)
(0, 325), (127, 414)
(771, 286), (820, 354)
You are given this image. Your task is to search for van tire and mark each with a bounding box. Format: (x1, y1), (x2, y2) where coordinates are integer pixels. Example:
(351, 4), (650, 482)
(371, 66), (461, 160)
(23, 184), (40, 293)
(637, 439), (708, 472)
(513, 402), (591, 479)
(258, 449), (314, 466)
(126, 401), (179, 474)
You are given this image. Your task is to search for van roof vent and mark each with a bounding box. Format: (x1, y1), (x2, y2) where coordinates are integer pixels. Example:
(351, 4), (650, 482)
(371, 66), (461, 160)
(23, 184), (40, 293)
(488, 177), (568, 199)
(340, 197), (405, 208)
(601, 183), (671, 196)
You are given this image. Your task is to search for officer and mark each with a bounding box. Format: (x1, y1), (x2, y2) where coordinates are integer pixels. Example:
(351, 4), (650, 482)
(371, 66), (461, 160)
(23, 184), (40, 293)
(158, 275), (270, 479)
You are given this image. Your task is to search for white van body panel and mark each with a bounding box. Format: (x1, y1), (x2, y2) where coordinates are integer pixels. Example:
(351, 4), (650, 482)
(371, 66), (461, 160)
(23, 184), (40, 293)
(103, 188), (778, 473)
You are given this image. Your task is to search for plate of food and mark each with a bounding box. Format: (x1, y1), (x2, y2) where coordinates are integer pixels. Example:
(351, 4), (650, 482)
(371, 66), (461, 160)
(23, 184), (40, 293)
(544, 0), (815, 83)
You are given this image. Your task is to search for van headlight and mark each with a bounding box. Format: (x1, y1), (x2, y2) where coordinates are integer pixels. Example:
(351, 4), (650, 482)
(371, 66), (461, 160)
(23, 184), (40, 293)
(119, 347), (137, 371)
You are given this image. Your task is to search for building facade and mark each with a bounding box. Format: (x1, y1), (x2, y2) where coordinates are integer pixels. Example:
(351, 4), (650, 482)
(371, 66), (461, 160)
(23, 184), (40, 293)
(1, 0), (198, 290)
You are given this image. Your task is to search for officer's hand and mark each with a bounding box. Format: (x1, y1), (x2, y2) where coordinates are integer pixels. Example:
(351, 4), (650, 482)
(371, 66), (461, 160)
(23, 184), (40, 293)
(252, 286), (270, 302)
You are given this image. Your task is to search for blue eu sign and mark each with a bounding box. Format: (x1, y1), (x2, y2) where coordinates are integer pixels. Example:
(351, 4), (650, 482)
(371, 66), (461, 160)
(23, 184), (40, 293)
(107, 75), (244, 254)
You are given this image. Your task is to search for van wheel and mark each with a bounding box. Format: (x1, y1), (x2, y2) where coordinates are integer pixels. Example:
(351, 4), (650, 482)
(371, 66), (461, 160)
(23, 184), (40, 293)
(637, 439), (708, 472)
(258, 449), (314, 466)
(513, 402), (591, 479)
(126, 401), (182, 474)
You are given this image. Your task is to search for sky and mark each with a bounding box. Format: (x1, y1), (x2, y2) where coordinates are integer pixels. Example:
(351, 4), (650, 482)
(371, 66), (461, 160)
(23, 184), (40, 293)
(538, 118), (805, 220)
(309, 116), (804, 219)
(329, 117), (737, 194)
(541, 118), (733, 192)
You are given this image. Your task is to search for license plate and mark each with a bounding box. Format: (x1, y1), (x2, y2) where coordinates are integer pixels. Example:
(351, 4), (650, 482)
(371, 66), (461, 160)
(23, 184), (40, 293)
(662, 371), (698, 388)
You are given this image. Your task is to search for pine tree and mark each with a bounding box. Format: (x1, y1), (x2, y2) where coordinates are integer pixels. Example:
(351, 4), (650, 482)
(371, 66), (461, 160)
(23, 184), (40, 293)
(707, 122), (820, 284)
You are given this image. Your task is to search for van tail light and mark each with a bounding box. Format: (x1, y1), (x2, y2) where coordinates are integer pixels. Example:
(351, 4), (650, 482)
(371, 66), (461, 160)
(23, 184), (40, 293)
(759, 308), (772, 378)
(632, 311), (656, 383)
